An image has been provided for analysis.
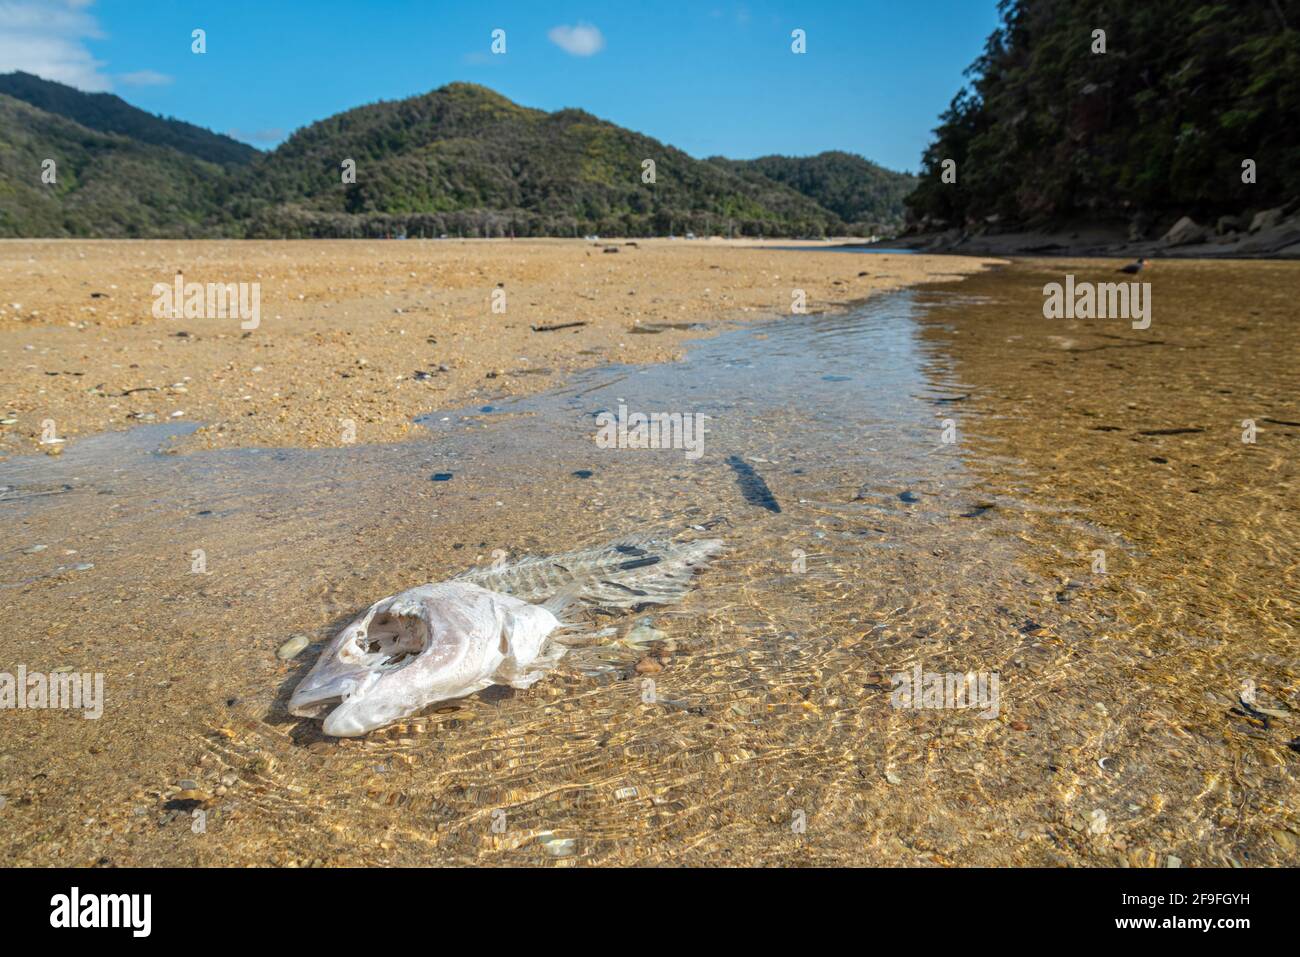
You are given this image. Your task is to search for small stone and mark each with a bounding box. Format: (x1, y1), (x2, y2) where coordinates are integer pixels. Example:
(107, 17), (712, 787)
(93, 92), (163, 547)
(537, 833), (576, 857)
(1127, 847), (1157, 867)
(1250, 208), (1284, 233)
(634, 656), (662, 675)
(1088, 808), (1108, 835)
(1163, 216), (1207, 246)
(625, 623), (667, 646)
(277, 634), (310, 660)
(1166, 855), (1182, 868)
(1216, 214), (1244, 235)
(885, 770), (902, 785)
(1269, 828), (1297, 853)
(178, 779), (198, 790)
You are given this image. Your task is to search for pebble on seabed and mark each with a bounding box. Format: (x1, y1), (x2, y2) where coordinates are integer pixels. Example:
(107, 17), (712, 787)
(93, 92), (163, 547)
(537, 832), (576, 857)
(625, 622), (667, 646)
(277, 634), (311, 660)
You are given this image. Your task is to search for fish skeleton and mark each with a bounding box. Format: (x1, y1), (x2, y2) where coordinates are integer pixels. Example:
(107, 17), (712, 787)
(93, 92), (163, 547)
(289, 534), (722, 736)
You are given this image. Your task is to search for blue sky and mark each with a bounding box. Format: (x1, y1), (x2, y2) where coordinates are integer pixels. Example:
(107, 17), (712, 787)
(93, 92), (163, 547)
(1, 0), (1001, 172)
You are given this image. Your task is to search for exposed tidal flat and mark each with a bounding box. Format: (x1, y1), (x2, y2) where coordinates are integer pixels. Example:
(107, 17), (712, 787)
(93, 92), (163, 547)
(0, 245), (1296, 866)
(0, 238), (989, 455)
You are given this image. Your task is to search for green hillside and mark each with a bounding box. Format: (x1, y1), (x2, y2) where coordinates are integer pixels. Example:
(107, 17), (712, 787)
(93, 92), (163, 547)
(0, 76), (914, 239)
(711, 151), (917, 231)
(230, 83), (849, 238)
(0, 71), (257, 167)
(0, 93), (228, 238)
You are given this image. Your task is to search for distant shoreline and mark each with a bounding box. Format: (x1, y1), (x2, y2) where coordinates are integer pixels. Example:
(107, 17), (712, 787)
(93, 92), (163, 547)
(883, 220), (1300, 260)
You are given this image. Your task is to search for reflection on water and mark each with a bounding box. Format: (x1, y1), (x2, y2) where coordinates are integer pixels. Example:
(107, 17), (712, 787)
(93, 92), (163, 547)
(0, 261), (1295, 867)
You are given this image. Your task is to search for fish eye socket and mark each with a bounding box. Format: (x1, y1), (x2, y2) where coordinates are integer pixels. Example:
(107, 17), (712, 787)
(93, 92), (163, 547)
(355, 614), (428, 670)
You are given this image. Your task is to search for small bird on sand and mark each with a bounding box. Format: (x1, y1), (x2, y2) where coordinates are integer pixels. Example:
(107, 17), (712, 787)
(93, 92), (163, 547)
(289, 533), (721, 736)
(1118, 257), (1150, 274)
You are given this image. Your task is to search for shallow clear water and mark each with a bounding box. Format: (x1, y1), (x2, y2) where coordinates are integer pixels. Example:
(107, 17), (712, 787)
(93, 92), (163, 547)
(750, 245), (918, 254)
(1, 260), (1295, 867)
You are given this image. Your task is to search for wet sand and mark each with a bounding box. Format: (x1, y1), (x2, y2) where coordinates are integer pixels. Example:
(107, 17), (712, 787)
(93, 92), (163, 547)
(0, 252), (1296, 867)
(0, 239), (991, 455)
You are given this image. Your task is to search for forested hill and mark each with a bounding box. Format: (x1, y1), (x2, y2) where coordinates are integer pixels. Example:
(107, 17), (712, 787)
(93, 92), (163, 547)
(904, 0), (1300, 235)
(229, 82), (854, 238)
(710, 151), (917, 232)
(0, 93), (228, 238)
(0, 75), (913, 238)
(0, 71), (257, 167)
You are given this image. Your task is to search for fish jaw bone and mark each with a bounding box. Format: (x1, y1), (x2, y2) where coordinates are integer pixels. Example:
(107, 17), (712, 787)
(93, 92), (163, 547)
(321, 670), (484, 737)
(287, 599), (390, 718)
(291, 582), (560, 736)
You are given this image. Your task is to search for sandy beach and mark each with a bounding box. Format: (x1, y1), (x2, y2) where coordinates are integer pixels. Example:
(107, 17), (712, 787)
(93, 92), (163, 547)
(1, 252), (1296, 868)
(0, 240), (995, 455)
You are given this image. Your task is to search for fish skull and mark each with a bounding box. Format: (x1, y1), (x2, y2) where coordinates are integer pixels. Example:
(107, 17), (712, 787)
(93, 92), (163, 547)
(289, 581), (559, 736)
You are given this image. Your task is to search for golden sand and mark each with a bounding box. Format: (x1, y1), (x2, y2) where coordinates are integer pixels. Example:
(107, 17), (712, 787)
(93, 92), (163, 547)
(0, 239), (994, 454)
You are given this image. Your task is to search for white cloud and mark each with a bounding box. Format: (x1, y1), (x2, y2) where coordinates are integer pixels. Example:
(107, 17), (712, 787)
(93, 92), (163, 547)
(0, 0), (112, 90)
(117, 69), (172, 87)
(547, 23), (605, 57)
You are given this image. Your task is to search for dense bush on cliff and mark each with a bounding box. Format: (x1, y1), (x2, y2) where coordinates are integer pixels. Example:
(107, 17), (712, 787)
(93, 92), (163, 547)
(905, 0), (1300, 232)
